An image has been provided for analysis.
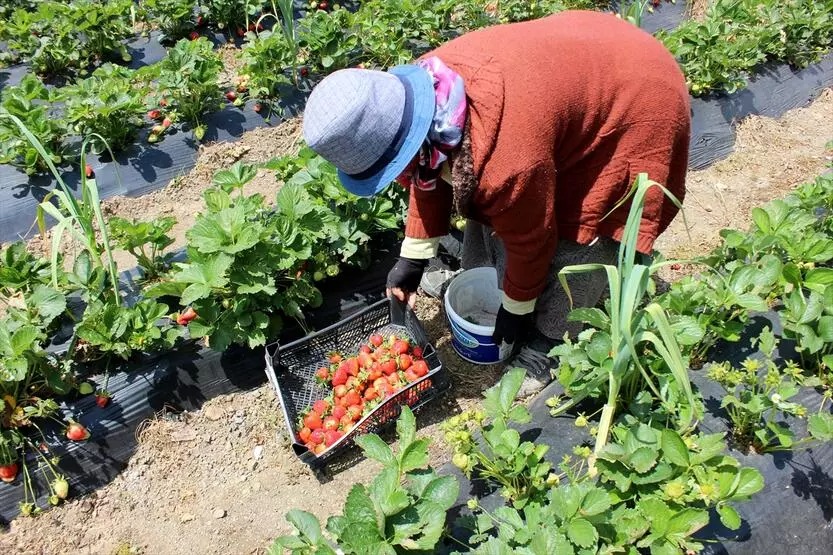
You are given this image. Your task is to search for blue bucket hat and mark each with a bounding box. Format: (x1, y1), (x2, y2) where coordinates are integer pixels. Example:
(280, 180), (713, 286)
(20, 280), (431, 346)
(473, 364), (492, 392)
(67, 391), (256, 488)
(302, 65), (435, 197)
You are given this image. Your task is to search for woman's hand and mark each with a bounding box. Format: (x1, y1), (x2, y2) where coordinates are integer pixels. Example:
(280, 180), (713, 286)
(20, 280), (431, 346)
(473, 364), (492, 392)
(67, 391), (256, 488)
(386, 257), (428, 308)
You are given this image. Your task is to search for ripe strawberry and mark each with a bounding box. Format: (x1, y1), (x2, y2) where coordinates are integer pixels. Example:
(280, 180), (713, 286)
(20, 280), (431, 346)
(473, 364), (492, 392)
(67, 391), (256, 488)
(315, 367), (329, 382)
(387, 373), (402, 387)
(147, 109), (161, 120)
(411, 346), (423, 359)
(303, 411), (322, 430)
(369, 334), (383, 347)
(312, 399), (330, 416)
(323, 416), (339, 431)
(340, 414), (354, 429)
(368, 368), (382, 381)
(52, 476), (69, 499)
(253, 102), (262, 113)
(404, 368), (419, 383)
(359, 344), (372, 354)
(248, 23), (256, 32)
(344, 390), (361, 407)
(392, 339), (410, 355)
(65, 422), (90, 441)
(304, 441), (316, 451)
(84, 164), (94, 178)
(225, 91), (237, 102)
(357, 352), (373, 369)
(324, 429), (341, 447)
(347, 405), (362, 421)
(334, 384), (348, 398)
(329, 353), (342, 364)
(159, 98), (169, 107)
(364, 386), (378, 401)
(95, 390), (110, 408)
(380, 360), (397, 376)
(314, 443), (326, 455)
(345, 358), (359, 376)
(412, 359), (429, 378)
(335, 395), (348, 408)
(398, 354), (412, 370)
(310, 428), (325, 445)
(332, 405), (347, 420)
(236, 27), (245, 37)
(177, 306), (197, 325)
(298, 426), (312, 443)
(300, 67), (309, 77)
(373, 378), (388, 391)
(318, 1), (328, 9)
(0, 462), (18, 483)
(162, 117), (172, 128)
(196, 15), (204, 26)
(332, 368), (348, 387)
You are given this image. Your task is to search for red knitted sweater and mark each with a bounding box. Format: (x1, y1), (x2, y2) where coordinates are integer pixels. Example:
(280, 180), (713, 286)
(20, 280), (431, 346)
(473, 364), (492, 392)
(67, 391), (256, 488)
(405, 11), (691, 303)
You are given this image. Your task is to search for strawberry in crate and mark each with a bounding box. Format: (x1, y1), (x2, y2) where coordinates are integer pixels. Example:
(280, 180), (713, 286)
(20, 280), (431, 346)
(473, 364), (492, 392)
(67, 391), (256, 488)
(296, 333), (432, 455)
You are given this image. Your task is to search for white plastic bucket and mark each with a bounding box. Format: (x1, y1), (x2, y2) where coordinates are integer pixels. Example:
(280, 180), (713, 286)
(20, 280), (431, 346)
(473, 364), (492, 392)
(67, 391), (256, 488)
(444, 267), (512, 365)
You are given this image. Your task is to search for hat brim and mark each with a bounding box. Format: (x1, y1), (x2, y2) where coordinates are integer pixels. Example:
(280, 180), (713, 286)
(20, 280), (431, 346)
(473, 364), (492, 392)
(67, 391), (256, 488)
(337, 65), (435, 197)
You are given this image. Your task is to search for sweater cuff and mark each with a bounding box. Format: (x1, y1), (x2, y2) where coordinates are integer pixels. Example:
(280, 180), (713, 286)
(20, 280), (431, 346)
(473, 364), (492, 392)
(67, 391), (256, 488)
(501, 292), (537, 315)
(400, 237), (441, 260)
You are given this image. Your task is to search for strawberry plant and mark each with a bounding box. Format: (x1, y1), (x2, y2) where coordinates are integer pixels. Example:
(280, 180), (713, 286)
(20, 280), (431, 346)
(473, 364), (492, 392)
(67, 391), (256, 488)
(240, 29), (296, 101)
(108, 215), (177, 281)
(67, 0), (134, 65)
(271, 406), (460, 554)
(144, 163), (330, 350)
(0, 75), (66, 174)
(141, 0), (198, 43)
(155, 37), (224, 140)
(0, 242), (54, 298)
(200, 0), (262, 35)
(60, 64), (149, 153)
(74, 299), (182, 362)
(296, 6), (357, 73)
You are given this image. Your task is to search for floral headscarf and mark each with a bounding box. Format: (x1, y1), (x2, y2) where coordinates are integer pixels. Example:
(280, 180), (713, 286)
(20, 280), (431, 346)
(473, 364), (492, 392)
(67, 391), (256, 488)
(395, 56), (467, 191)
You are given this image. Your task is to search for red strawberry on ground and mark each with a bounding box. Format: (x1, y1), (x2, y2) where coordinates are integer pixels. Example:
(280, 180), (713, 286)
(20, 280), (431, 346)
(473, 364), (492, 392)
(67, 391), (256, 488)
(162, 117), (172, 128)
(0, 463), (18, 483)
(95, 390), (110, 408)
(147, 109), (161, 120)
(65, 422), (90, 441)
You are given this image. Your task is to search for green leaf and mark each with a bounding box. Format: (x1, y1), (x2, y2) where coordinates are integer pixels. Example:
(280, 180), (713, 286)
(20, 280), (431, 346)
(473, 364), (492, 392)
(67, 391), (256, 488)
(10, 326), (40, 356)
(717, 504), (742, 530)
(285, 509), (323, 543)
(667, 508), (709, 536)
(355, 434), (395, 467)
(751, 207), (771, 233)
(421, 475), (459, 509)
(27, 285), (66, 325)
(579, 488), (610, 517)
(629, 446), (659, 474)
(732, 467), (765, 499)
(343, 484), (378, 527)
(567, 307), (610, 329)
(660, 429), (690, 467)
(396, 405), (416, 448)
(484, 367), (525, 417)
(808, 413), (833, 441)
(567, 518), (598, 548)
(399, 438), (429, 473)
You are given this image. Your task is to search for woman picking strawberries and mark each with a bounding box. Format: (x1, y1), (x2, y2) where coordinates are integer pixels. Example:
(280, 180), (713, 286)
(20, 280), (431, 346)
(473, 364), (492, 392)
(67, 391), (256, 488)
(302, 10), (691, 397)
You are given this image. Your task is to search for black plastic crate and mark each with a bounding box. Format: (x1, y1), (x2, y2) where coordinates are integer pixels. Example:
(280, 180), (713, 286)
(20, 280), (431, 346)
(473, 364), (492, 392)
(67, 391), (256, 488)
(264, 298), (450, 468)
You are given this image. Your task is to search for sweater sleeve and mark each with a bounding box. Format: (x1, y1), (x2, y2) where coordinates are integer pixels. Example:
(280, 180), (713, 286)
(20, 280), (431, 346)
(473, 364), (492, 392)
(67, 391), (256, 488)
(487, 160), (558, 304)
(403, 180), (453, 241)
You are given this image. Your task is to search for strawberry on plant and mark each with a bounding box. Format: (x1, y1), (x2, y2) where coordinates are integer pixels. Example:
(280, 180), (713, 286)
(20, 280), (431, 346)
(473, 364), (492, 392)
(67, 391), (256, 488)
(318, 1), (328, 9)
(225, 91), (237, 102)
(95, 390), (111, 408)
(177, 307), (197, 325)
(196, 15), (205, 26)
(300, 67), (309, 78)
(65, 422), (90, 441)
(52, 476), (69, 500)
(147, 109), (162, 120)
(0, 462), (19, 483)
(253, 103), (262, 113)
(85, 164), (94, 178)
(162, 118), (173, 128)
(236, 27), (246, 38)
(189, 31), (200, 40)
(159, 98), (169, 107)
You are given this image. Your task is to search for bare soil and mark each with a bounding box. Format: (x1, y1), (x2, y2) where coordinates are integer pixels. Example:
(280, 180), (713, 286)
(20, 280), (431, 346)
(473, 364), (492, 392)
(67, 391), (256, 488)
(1, 89), (831, 554)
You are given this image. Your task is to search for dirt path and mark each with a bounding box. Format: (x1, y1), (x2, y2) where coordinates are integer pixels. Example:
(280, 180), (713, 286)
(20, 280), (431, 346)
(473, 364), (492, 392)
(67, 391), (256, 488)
(1, 90), (831, 554)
